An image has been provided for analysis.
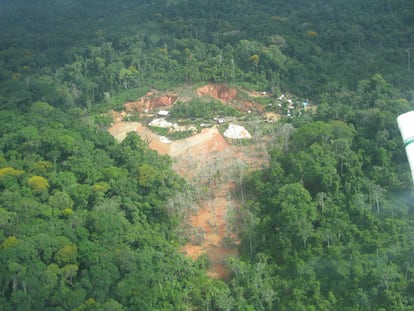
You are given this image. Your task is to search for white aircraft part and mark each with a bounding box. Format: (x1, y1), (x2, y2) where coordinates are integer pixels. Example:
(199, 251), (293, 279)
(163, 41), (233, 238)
(397, 111), (414, 183)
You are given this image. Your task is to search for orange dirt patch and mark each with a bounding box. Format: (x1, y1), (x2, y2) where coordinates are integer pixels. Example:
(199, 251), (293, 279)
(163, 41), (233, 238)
(108, 121), (170, 155)
(109, 110), (128, 123)
(170, 127), (228, 159)
(136, 123), (171, 155)
(197, 84), (238, 101)
(171, 130), (267, 279)
(125, 91), (177, 113)
(196, 84), (268, 115)
(108, 121), (139, 142)
(180, 181), (240, 280)
(239, 99), (266, 113)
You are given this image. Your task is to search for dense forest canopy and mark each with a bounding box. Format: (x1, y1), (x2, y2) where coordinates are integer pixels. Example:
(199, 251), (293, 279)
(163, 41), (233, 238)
(1, 0), (414, 310)
(1, 0), (414, 106)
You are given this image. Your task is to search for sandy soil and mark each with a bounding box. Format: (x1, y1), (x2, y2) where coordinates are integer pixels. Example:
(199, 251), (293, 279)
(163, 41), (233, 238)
(170, 127), (228, 158)
(109, 121), (171, 155)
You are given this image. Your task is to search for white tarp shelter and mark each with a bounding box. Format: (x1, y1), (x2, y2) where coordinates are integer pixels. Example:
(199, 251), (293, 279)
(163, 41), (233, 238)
(149, 118), (174, 128)
(224, 123), (252, 139)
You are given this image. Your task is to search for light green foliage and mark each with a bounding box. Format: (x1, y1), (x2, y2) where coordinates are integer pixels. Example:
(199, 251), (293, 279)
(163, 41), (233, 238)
(60, 264), (79, 287)
(45, 263), (60, 290)
(1, 236), (19, 249)
(92, 182), (110, 193)
(31, 160), (53, 173)
(249, 54), (260, 67)
(0, 167), (24, 177)
(56, 245), (78, 265)
(27, 175), (49, 193)
(118, 66), (139, 89)
(137, 164), (160, 188)
(48, 191), (74, 211)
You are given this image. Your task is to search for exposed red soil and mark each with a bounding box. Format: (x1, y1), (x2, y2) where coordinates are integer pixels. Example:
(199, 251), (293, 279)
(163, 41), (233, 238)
(170, 127), (228, 159)
(239, 99), (266, 113)
(197, 84), (238, 101)
(125, 91), (177, 113)
(181, 182), (240, 279)
(108, 121), (170, 155)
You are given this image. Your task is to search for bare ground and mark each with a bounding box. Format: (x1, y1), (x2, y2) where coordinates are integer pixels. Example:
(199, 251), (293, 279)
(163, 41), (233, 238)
(109, 121), (171, 155)
(109, 120), (268, 279)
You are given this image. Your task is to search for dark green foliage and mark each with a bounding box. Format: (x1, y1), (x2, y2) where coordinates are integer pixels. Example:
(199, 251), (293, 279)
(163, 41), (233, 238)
(2, 0), (412, 108)
(171, 129), (197, 140)
(171, 98), (240, 119)
(235, 76), (414, 309)
(147, 126), (169, 137)
(1, 0), (414, 310)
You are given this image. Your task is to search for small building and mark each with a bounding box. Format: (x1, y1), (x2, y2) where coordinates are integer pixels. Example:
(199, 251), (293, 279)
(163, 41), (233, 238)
(158, 110), (170, 117)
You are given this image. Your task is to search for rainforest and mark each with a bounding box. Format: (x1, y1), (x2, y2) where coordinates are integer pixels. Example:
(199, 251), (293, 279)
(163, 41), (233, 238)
(1, 0), (414, 310)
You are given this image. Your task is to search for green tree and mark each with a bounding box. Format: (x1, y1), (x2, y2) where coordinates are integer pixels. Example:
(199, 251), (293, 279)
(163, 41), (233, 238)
(27, 175), (49, 193)
(56, 245), (78, 265)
